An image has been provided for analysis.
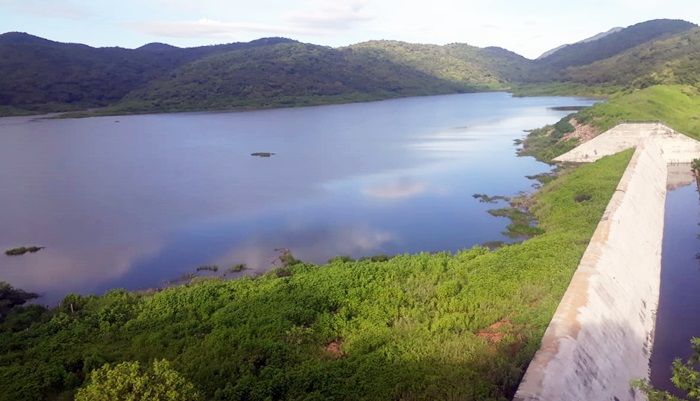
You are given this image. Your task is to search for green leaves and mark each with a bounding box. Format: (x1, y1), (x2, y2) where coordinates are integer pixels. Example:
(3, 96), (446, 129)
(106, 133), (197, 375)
(75, 360), (201, 401)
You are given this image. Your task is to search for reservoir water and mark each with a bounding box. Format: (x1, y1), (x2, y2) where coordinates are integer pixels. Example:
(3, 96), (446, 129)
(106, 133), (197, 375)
(651, 168), (700, 395)
(0, 92), (594, 303)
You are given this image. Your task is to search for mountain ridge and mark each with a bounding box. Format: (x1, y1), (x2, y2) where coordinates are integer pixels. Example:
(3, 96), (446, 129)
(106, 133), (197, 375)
(1, 18), (699, 116)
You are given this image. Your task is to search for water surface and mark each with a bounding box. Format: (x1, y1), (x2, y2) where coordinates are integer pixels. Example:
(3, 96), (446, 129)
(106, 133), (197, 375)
(651, 170), (700, 394)
(0, 93), (594, 303)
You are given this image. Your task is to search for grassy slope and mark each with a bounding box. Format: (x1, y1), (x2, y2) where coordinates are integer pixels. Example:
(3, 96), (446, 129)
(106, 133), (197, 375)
(520, 85), (700, 162)
(577, 84), (700, 137)
(0, 151), (632, 401)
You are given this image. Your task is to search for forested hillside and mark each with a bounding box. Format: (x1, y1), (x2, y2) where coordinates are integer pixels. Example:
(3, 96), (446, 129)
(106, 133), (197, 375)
(0, 32), (295, 115)
(534, 19), (696, 73)
(566, 28), (700, 88)
(113, 42), (470, 113)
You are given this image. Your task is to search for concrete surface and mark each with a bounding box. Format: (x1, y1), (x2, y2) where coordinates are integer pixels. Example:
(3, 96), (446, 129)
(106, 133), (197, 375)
(514, 123), (700, 401)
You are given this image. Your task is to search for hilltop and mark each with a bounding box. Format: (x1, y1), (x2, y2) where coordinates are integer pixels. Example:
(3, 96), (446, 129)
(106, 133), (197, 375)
(535, 19), (696, 72)
(565, 27), (700, 88)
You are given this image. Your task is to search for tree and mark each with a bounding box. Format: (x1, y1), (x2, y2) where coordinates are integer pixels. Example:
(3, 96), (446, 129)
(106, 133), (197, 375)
(636, 338), (700, 401)
(75, 360), (201, 401)
(0, 281), (38, 319)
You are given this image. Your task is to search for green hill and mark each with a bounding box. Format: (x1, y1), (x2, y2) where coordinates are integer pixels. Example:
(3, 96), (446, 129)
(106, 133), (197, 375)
(536, 19), (696, 72)
(347, 41), (532, 88)
(565, 28), (700, 88)
(1, 18), (699, 116)
(111, 41), (534, 114)
(113, 42), (473, 114)
(0, 33), (296, 115)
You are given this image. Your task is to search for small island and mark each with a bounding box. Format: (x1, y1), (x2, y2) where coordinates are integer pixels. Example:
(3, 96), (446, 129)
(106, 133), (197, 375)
(5, 246), (44, 256)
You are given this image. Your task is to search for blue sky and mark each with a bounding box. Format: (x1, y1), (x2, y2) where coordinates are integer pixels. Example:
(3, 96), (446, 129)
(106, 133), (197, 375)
(1, 0), (698, 58)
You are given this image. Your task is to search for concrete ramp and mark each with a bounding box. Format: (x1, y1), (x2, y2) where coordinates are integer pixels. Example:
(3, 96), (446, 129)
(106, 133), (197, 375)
(515, 123), (700, 401)
(554, 122), (700, 164)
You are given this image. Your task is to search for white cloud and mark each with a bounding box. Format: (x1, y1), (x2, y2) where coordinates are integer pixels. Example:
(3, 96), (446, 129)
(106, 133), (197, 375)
(362, 177), (429, 200)
(0, 0), (88, 19)
(284, 0), (371, 30)
(129, 18), (320, 39)
(128, 1), (372, 40)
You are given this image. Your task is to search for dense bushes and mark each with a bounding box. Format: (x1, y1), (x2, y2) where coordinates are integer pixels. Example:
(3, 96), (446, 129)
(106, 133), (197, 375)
(0, 151), (632, 401)
(75, 360), (201, 401)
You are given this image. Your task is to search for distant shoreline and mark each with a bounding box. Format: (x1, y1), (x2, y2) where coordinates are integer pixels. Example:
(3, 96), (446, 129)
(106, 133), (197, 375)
(0, 87), (604, 120)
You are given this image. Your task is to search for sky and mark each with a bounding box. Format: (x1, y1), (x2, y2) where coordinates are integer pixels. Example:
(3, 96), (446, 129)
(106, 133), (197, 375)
(1, 0), (699, 59)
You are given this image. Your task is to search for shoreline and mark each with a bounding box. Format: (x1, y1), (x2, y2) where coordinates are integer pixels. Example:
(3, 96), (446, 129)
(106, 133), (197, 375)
(0, 88), (603, 120)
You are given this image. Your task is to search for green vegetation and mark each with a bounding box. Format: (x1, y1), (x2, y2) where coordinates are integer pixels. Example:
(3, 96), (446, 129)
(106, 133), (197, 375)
(510, 82), (620, 97)
(576, 85), (700, 137)
(75, 360), (201, 401)
(110, 42), (474, 115)
(0, 150), (632, 401)
(519, 116), (582, 162)
(520, 85), (700, 162)
(4, 246), (44, 256)
(3, 18), (700, 116)
(0, 33), (296, 115)
(568, 28), (700, 88)
(473, 194), (510, 203)
(535, 19), (696, 73)
(348, 41), (532, 88)
(0, 282), (38, 319)
(5, 17), (700, 401)
(635, 338), (700, 401)
(692, 159), (700, 174)
(488, 207), (544, 238)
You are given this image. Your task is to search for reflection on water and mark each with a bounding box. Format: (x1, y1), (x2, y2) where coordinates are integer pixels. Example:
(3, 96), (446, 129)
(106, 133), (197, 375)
(0, 92), (594, 303)
(650, 166), (700, 395)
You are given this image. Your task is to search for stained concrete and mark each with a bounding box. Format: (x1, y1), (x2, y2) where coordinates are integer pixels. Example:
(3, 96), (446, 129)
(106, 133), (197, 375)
(514, 124), (700, 401)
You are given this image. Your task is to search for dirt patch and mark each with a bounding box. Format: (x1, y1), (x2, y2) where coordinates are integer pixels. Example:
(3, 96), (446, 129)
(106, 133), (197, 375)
(561, 118), (599, 144)
(324, 339), (344, 358)
(476, 319), (511, 344)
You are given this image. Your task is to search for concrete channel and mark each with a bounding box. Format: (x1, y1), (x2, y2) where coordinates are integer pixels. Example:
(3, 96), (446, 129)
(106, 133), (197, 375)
(514, 123), (700, 401)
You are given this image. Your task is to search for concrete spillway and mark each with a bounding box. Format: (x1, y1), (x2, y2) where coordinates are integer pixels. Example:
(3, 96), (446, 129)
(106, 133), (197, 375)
(514, 123), (700, 401)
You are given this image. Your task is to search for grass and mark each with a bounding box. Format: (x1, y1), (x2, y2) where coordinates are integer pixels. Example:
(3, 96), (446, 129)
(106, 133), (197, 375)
(518, 115), (582, 163)
(520, 84), (700, 163)
(0, 150), (632, 401)
(577, 84), (700, 138)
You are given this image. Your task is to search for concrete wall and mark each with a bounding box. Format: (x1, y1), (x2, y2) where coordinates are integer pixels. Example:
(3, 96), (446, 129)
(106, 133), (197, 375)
(515, 124), (700, 401)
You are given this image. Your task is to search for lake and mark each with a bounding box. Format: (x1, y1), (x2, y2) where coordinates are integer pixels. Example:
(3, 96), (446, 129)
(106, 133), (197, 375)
(0, 92), (594, 303)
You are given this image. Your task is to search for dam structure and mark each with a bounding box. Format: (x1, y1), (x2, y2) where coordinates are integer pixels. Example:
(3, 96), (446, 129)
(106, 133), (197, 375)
(514, 123), (700, 401)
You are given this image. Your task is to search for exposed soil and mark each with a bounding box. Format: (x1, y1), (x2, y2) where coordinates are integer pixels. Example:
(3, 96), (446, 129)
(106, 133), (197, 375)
(561, 118), (599, 144)
(476, 319), (511, 344)
(325, 339), (344, 358)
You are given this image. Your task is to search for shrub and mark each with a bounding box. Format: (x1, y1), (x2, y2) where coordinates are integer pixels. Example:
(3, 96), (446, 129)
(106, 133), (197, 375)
(75, 360), (201, 401)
